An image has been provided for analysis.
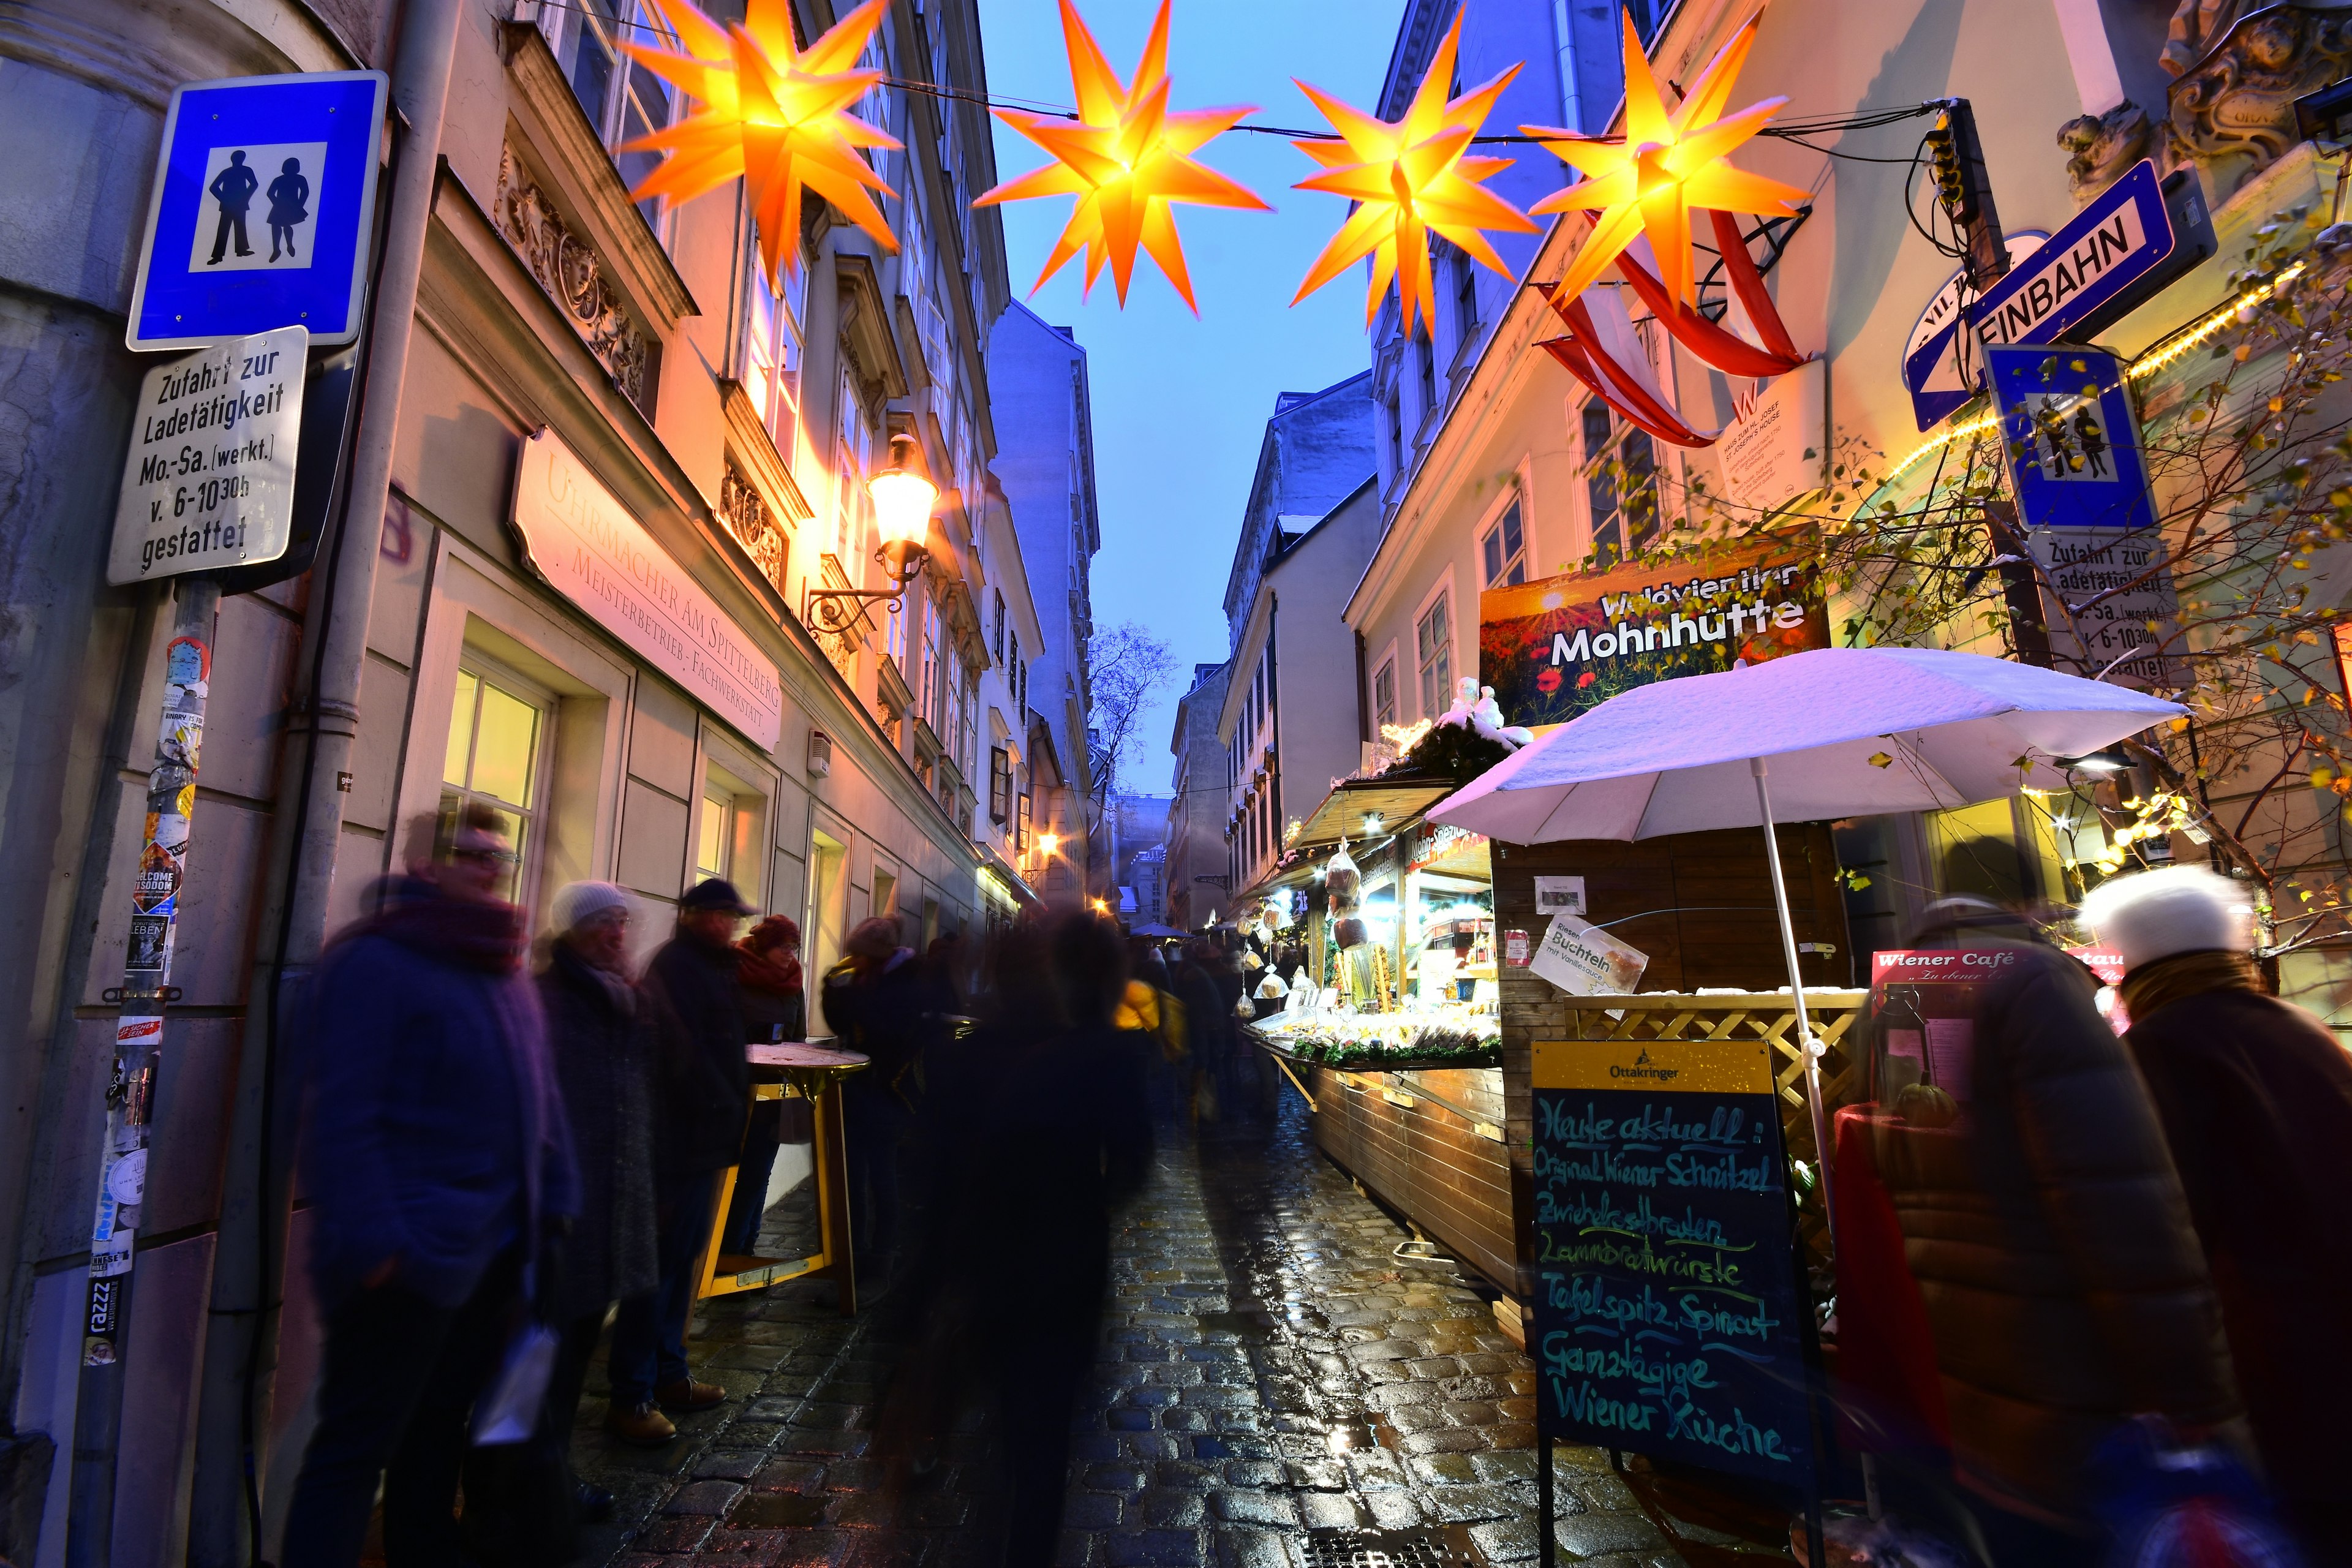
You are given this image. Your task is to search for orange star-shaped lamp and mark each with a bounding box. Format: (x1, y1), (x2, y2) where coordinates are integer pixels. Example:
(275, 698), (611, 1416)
(620, 0), (900, 284)
(1523, 12), (1808, 312)
(1290, 9), (1536, 336)
(973, 0), (1268, 311)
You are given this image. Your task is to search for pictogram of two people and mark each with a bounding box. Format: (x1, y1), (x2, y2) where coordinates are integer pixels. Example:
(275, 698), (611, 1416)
(206, 149), (309, 264)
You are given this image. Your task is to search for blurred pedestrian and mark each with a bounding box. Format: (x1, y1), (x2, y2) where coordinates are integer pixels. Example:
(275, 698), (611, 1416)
(881, 914), (1152, 1564)
(2084, 867), (2352, 1562)
(723, 915), (805, 1255)
(282, 805), (578, 1567)
(1171, 940), (1226, 1123)
(607, 878), (753, 1441)
(1860, 897), (2240, 1564)
(821, 916), (933, 1281)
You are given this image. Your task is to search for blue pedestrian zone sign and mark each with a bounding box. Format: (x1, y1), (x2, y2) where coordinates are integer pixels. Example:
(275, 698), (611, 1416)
(126, 71), (386, 352)
(1986, 345), (2155, 532)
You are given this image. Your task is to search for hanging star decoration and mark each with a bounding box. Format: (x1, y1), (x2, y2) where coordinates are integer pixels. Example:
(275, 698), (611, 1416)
(1523, 12), (1809, 312)
(1289, 9), (1535, 336)
(972, 0), (1268, 311)
(618, 0), (900, 285)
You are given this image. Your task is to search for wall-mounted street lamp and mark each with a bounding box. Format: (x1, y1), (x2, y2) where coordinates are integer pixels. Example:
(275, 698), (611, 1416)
(805, 432), (937, 637)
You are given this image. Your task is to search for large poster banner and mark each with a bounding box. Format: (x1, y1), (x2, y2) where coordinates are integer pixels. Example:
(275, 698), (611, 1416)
(1480, 544), (1831, 731)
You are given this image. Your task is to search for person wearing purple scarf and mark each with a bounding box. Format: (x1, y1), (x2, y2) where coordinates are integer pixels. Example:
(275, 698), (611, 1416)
(281, 804), (579, 1566)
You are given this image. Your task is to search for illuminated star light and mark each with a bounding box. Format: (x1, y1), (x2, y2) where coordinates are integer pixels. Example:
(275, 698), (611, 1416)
(1289, 8), (1536, 336)
(1524, 12), (1809, 312)
(620, 0), (900, 284)
(973, 0), (1269, 311)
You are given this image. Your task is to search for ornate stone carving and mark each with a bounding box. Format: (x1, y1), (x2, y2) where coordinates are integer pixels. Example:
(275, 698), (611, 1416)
(2163, 5), (2352, 191)
(721, 461), (789, 597)
(494, 145), (653, 410)
(2057, 102), (2152, 202)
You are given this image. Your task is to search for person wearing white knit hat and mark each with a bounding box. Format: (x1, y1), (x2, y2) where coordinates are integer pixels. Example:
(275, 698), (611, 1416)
(2083, 865), (2352, 1560)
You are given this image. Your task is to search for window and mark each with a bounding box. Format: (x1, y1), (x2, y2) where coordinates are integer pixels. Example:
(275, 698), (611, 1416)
(1385, 391), (1404, 474)
(1453, 245), (1479, 345)
(550, 0), (677, 234)
(695, 784), (733, 883)
(1416, 593), (1453, 719)
(835, 371), (875, 567)
(919, 594), (944, 729)
(744, 261), (806, 466)
(1583, 399), (1657, 567)
(1415, 330), (1436, 421)
(1480, 498), (1527, 588)
(990, 745), (1012, 823)
(1016, 790), (1033, 853)
(1373, 659), (1398, 733)
(991, 589), (1006, 663)
(440, 662), (551, 905)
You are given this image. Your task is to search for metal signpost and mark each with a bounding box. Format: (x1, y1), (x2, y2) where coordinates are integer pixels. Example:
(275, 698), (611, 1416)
(69, 70), (383, 1564)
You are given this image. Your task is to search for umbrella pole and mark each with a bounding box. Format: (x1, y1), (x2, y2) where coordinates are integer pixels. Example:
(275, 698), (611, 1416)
(1749, 758), (1839, 1253)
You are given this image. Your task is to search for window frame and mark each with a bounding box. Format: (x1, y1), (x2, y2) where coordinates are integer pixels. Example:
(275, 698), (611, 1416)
(1479, 495), (1528, 589)
(1415, 584), (1455, 722)
(437, 654), (557, 910)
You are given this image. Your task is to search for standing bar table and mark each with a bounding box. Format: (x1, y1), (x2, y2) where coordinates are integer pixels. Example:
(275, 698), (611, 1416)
(695, 1042), (868, 1316)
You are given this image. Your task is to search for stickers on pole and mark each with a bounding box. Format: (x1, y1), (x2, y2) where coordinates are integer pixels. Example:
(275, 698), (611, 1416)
(110, 326), (307, 585)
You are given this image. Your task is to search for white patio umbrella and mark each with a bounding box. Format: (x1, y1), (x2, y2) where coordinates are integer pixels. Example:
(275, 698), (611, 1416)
(1430, 646), (2185, 1227)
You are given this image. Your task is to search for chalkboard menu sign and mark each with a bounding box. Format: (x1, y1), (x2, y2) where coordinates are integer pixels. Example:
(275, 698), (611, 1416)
(1529, 1036), (1819, 1493)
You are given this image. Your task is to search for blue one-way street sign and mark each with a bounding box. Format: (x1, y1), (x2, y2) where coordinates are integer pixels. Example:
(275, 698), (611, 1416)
(1966, 160), (2208, 353)
(126, 71), (387, 352)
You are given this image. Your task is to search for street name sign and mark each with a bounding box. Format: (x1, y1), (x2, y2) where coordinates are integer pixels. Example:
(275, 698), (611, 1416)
(109, 326), (307, 585)
(1966, 160), (2204, 354)
(126, 71), (387, 352)
(1900, 232), (2046, 432)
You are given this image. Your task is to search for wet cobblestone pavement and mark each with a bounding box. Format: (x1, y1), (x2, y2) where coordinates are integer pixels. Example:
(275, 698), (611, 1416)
(571, 1094), (1681, 1567)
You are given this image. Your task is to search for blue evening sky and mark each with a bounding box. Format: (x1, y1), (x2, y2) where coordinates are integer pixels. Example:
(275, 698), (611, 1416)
(976, 0), (1405, 794)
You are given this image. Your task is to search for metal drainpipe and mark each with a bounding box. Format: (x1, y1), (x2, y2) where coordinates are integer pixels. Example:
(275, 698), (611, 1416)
(183, 0), (464, 1555)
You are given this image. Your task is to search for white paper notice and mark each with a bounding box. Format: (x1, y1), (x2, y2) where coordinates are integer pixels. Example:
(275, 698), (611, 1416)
(1533, 876), (1586, 916)
(1528, 911), (1649, 998)
(510, 429), (783, 750)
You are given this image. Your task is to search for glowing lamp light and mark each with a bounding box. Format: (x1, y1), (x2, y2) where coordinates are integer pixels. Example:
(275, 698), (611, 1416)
(1039, 832), (1064, 856)
(1523, 12), (1809, 311)
(1289, 8), (1534, 335)
(619, 0), (900, 285)
(973, 0), (1269, 309)
(1362, 812), (1384, 835)
(867, 432), (937, 584)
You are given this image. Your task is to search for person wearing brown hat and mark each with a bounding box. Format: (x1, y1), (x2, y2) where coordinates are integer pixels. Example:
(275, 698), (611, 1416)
(722, 914), (805, 1254)
(2084, 867), (2352, 1562)
(606, 878), (755, 1440)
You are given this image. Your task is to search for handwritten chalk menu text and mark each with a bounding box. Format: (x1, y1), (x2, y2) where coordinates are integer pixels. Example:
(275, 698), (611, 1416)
(1529, 1037), (1817, 1492)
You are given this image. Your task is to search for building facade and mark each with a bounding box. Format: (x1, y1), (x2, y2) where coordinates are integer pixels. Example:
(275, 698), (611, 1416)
(0, 0), (1086, 1558)
(989, 297), (1104, 897)
(1164, 661), (1234, 930)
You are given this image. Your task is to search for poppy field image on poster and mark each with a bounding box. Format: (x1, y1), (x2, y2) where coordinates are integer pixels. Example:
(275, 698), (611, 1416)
(1479, 545), (1831, 732)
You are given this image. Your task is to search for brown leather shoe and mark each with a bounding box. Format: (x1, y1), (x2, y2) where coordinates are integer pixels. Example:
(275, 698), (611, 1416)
(655, 1378), (726, 1412)
(603, 1400), (676, 1446)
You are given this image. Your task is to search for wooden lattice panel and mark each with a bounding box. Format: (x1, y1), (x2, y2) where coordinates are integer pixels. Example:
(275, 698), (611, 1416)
(1539, 991), (1868, 1263)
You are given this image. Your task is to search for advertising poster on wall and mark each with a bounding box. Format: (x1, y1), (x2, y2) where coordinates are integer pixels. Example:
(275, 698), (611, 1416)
(1479, 541), (1831, 732)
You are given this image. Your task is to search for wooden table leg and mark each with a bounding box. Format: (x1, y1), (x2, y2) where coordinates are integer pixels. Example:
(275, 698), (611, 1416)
(818, 1084), (856, 1316)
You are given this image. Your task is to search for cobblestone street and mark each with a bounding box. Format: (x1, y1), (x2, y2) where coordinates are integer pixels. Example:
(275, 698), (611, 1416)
(571, 1095), (1679, 1567)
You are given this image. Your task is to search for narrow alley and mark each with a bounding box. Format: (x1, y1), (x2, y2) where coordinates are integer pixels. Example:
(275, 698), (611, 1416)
(569, 1099), (1676, 1567)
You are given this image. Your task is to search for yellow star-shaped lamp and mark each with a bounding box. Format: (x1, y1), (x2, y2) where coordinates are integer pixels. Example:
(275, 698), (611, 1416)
(619, 0), (899, 284)
(1289, 9), (1536, 336)
(973, 0), (1269, 311)
(1523, 12), (1808, 312)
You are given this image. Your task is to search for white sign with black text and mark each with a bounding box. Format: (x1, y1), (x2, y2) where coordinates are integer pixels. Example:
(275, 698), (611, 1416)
(1715, 359), (1824, 516)
(1528, 911), (1649, 998)
(510, 429), (785, 750)
(1533, 876), (1587, 916)
(108, 325), (306, 586)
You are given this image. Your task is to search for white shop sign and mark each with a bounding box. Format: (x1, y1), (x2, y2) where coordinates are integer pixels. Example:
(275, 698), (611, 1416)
(1528, 911), (1649, 998)
(510, 428), (783, 750)
(1715, 359), (1823, 516)
(108, 325), (306, 584)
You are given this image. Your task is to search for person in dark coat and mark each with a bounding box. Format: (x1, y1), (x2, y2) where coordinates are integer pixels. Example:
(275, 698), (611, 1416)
(879, 914), (1152, 1565)
(537, 883), (657, 1518)
(724, 914), (805, 1254)
(2086, 867), (2352, 1563)
(1860, 899), (2242, 1564)
(606, 877), (753, 1441)
(282, 805), (578, 1567)
(1171, 940), (1226, 1124)
(821, 916), (935, 1280)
